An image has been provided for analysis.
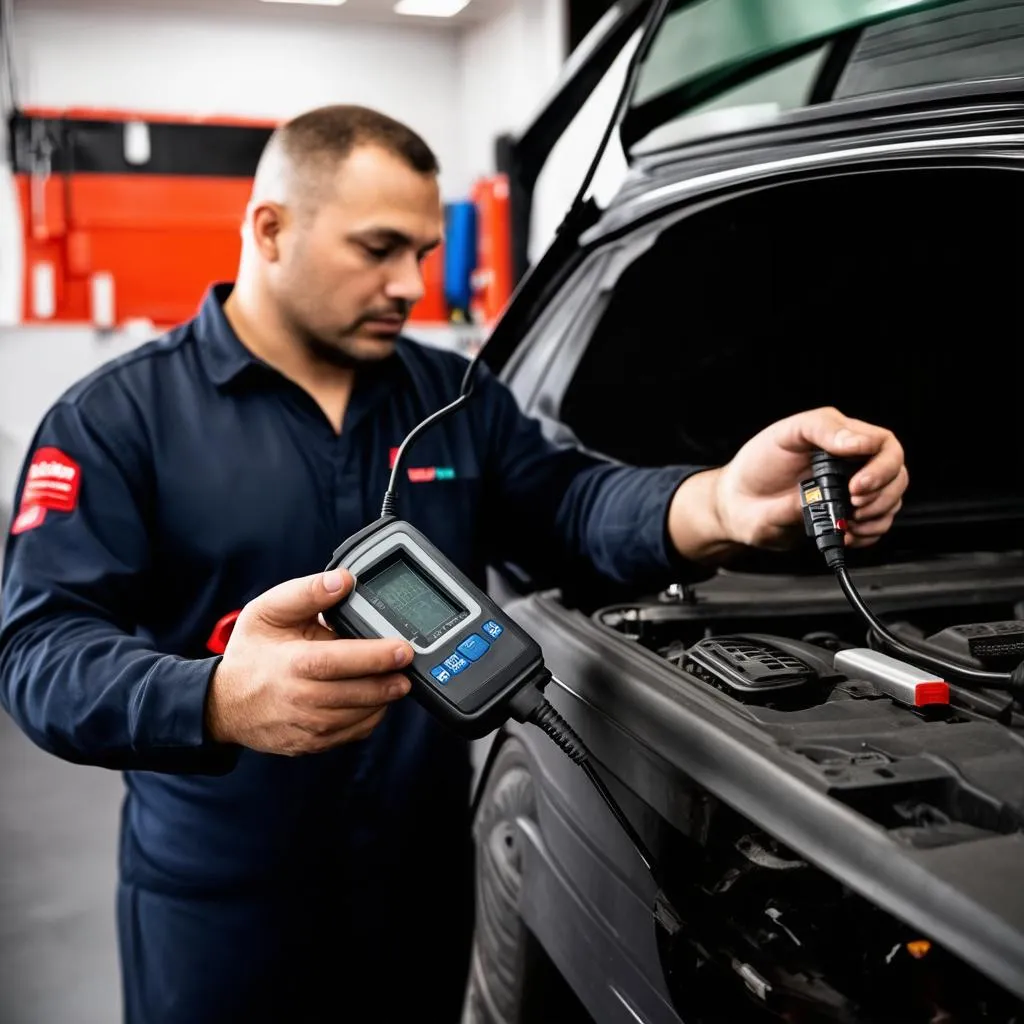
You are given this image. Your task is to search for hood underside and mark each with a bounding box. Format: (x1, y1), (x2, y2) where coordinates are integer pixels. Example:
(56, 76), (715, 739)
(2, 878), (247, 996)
(556, 163), (1024, 564)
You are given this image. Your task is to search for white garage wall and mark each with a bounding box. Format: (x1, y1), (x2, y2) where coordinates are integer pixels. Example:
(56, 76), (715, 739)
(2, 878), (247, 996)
(8, 0), (467, 194)
(458, 0), (567, 186)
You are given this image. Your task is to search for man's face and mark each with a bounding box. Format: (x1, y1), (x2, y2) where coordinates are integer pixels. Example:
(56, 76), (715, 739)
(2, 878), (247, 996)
(270, 144), (443, 365)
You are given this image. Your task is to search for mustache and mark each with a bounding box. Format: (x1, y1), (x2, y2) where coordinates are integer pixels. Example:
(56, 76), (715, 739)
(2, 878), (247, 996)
(359, 303), (410, 323)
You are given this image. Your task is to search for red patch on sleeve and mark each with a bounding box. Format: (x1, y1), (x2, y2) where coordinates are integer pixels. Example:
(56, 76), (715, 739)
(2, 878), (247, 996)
(11, 506), (48, 535)
(21, 447), (81, 513)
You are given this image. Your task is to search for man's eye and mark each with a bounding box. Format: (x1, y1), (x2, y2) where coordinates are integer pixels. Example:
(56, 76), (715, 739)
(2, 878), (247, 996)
(364, 245), (392, 260)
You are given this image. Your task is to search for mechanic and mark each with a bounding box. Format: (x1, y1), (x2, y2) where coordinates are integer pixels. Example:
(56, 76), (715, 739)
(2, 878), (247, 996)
(0, 104), (908, 1024)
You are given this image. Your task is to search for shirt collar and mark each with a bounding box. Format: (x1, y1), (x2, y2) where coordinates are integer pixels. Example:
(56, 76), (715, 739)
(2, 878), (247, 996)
(193, 282), (261, 387)
(193, 281), (415, 390)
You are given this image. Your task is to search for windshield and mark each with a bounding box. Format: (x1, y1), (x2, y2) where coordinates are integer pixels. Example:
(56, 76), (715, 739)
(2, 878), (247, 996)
(622, 0), (968, 153)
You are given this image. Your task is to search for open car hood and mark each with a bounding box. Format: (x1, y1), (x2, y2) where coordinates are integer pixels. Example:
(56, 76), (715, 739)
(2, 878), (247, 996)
(500, 0), (965, 279)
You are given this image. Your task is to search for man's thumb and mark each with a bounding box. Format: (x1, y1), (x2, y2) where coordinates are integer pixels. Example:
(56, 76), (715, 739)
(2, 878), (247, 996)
(252, 568), (354, 629)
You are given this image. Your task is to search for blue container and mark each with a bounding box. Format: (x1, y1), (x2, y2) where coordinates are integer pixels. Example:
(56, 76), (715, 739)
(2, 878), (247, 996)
(444, 200), (478, 320)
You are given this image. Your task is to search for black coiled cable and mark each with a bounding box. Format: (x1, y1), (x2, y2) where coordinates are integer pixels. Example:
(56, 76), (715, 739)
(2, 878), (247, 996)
(527, 700), (587, 764)
(835, 564), (1024, 696)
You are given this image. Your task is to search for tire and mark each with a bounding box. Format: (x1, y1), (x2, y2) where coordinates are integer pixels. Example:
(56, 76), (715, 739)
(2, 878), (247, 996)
(461, 737), (593, 1024)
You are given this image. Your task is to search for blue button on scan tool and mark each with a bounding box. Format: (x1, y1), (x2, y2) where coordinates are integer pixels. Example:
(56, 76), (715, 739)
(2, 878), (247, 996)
(431, 665), (452, 685)
(457, 634), (490, 662)
(481, 620), (504, 640)
(443, 652), (470, 675)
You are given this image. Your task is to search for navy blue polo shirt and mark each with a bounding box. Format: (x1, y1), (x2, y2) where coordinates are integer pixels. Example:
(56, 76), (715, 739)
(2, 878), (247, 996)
(0, 283), (703, 893)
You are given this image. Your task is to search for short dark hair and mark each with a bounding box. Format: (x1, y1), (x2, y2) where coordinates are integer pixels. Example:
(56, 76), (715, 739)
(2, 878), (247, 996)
(277, 104), (439, 177)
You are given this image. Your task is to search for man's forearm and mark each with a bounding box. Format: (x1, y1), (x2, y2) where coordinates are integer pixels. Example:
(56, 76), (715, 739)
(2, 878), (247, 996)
(666, 467), (745, 565)
(0, 607), (236, 774)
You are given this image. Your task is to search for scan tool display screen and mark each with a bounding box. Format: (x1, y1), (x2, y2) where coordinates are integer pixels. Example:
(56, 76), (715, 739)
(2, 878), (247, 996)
(359, 552), (469, 645)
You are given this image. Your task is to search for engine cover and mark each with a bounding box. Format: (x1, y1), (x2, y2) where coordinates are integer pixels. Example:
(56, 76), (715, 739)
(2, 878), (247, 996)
(681, 634), (837, 701)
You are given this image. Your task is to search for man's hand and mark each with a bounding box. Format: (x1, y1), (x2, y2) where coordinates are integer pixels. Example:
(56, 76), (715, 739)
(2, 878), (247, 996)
(205, 568), (413, 755)
(668, 407), (908, 561)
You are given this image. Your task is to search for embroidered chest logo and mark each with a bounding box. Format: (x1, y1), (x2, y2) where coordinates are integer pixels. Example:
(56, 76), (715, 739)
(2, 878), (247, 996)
(11, 447), (82, 535)
(389, 448), (456, 483)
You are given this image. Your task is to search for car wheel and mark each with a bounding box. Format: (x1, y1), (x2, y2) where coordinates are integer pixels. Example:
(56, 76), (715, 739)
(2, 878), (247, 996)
(462, 737), (593, 1024)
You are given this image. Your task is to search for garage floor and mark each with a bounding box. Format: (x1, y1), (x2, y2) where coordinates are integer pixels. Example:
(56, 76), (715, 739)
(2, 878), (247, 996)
(0, 711), (494, 1024)
(0, 712), (123, 1024)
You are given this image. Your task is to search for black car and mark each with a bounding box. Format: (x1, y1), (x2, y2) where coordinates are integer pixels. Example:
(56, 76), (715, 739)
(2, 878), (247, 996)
(461, 1), (1024, 1021)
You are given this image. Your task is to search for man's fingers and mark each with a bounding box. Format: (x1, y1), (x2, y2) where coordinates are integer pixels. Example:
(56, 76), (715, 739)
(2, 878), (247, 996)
(850, 467), (907, 523)
(774, 407), (905, 502)
(290, 638), (414, 682)
(846, 428), (904, 499)
(251, 569), (355, 630)
(776, 408), (899, 466)
(290, 673), (411, 711)
(847, 505), (899, 545)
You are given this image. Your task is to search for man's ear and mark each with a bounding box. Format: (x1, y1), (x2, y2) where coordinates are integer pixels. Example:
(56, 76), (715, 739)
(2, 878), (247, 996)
(250, 201), (288, 263)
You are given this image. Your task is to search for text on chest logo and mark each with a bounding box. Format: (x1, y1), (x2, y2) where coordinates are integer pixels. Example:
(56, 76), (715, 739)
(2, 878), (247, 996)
(389, 448), (456, 482)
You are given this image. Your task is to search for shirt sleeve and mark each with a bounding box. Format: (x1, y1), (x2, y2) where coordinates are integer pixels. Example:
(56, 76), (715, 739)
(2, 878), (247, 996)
(474, 362), (713, 591)
(0, 395), (237, 774)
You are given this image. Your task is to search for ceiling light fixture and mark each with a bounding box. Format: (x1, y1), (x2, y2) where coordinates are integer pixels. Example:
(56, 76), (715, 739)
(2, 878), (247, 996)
(259, 0), (347, 7)
(394, 0), (470, 17)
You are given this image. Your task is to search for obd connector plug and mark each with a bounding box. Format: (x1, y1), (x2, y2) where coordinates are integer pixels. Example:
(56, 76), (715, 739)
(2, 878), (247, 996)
(799, 450), (860, 569)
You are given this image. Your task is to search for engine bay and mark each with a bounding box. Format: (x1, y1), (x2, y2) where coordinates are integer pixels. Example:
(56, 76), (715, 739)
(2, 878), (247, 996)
(593, 559), (1024, 850)
(587, 562), (1024, 1022)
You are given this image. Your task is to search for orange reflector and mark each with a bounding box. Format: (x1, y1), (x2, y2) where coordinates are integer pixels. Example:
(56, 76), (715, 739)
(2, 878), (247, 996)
(906, 940), (931, 959)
